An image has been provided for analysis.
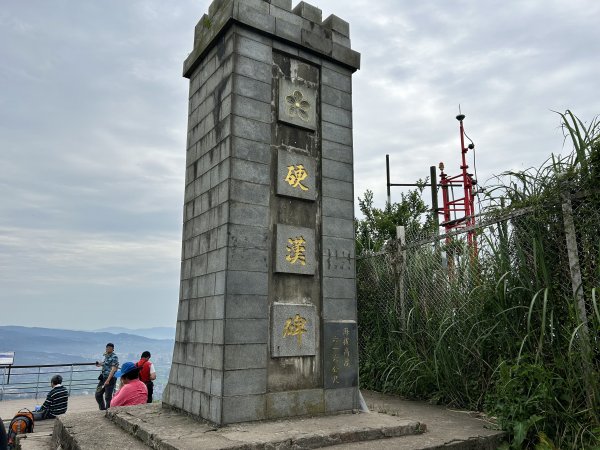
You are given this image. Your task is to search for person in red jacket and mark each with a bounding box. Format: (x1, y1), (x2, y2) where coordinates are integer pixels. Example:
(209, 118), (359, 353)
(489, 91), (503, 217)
(136, 351), (156, 403)
(110, 362), (147, 407)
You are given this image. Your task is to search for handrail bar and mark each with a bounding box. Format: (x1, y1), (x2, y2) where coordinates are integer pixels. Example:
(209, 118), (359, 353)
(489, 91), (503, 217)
(4, 369), (98, 375)
(0, 362), (97, 369)
(1, 362), (101, 400)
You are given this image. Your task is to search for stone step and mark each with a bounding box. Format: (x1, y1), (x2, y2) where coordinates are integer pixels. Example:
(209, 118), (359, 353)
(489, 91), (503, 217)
(49, 395), (505, 449)
(53, 410), (149, 450)
(106, 403), (425, 450)
(330, 432), (505, 449)
(17, 432), (54, 450)
(25, 415), (503, 450)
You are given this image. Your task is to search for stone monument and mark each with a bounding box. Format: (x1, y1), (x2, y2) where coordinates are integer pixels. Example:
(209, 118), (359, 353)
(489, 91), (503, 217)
(162, 0), (360, 425)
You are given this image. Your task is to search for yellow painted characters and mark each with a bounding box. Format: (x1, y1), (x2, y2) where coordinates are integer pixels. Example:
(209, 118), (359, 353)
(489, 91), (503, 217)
(282, 314), (308, 346)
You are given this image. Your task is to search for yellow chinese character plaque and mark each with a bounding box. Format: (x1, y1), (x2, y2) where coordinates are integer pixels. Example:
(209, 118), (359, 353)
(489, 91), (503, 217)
(271, 303), (317, 357)
(275, 224), (315, 275)
(276, 149), (316, 201)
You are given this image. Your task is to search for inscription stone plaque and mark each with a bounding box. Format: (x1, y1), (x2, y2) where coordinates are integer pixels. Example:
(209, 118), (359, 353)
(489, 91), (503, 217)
(323, 321), (358, 389)
(277, 149), (317, 201)
(324, 244), (354, 278)
(275, 224), (316, 275)
(278, 78), (318, 131)
(271, 303), (317, 357)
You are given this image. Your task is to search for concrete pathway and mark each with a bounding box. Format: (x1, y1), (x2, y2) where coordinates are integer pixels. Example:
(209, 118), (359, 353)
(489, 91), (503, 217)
(340, 391), (504, 449)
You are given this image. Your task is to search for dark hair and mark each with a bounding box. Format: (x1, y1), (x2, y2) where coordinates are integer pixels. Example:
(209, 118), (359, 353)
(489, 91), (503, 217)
(106, 343), (114, 348)
(51, 375), (62, 385)
(141, 351), (151, 359)
(122, 367), (139, 381)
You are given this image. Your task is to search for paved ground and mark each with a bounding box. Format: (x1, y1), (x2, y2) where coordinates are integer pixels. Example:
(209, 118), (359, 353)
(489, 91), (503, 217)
(334, 390), (504, 449)
(1, 392), (505, 449)
(0, 395), (96, 421)
(1, 395), (97, 435)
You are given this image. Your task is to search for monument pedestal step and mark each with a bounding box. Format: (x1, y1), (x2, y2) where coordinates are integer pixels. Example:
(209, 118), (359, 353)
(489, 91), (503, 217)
(17, 432), (54, 450)
(48, 391), (505, 449)
(104, 403), (424, 449)
(52, 410), (149, 450)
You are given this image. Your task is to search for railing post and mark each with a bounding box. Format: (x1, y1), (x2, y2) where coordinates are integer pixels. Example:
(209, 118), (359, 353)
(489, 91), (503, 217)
(68, 364), (74, 395)
(1, 367), (5, 401)
(35, 366), (41, 400)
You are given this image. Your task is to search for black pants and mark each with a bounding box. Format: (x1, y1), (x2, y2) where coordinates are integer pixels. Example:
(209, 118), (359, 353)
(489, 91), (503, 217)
(0, 416), (7, 450)
(95, 376), (116, 410)
(145, 381), (154, 403)
(33, 410), (53, 421)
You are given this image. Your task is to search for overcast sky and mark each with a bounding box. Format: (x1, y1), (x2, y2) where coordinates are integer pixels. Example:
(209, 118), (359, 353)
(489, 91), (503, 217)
(1, 0), (598, 330)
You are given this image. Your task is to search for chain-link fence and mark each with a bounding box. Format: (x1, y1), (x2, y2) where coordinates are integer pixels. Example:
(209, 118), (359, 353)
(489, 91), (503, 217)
(356, 189), (600, 413)
(356, 114), (599, 446)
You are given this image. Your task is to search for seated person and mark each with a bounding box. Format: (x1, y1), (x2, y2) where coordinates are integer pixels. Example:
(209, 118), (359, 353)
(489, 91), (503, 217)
(109, 362), (148, 407)
(33, 375), (69, 420)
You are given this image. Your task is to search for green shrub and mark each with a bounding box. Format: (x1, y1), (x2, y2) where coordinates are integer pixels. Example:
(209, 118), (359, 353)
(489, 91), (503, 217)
(357, 111), (600, 449)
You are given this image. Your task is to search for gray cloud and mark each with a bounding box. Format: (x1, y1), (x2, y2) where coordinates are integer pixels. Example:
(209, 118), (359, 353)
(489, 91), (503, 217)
(0, 0), (598, 328)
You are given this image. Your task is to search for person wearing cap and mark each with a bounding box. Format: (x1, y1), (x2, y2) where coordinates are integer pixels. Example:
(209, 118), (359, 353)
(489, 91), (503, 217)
(109, 362), (148, 407)
(95, 343), (119, 410)
(136, 351), (157, 403)
(33, 374), (69, 420)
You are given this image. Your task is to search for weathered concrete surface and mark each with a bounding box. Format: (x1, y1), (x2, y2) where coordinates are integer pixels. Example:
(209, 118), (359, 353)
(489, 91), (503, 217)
(17, 432), (53, 450)
(52, 410), (148, 450)
(6, 392), (505, 449)
(106, 403), (424, 449)
(330, 391), (506, 449)
(15, 419), (54, 449)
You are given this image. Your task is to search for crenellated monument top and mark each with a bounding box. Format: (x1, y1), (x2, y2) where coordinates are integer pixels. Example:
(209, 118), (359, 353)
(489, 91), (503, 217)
(183, 0), (360, 78)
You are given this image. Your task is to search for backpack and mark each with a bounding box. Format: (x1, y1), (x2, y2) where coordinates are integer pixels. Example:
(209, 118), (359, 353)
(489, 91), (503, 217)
(7, 409), (34, 449)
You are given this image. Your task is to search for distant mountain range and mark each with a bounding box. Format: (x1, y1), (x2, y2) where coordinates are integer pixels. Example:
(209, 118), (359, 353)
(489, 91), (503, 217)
(94, 326), (175, 340)
(0, 326), (174, 366)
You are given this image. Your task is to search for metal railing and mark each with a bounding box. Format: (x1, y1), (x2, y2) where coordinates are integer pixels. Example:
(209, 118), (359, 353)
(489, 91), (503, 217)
(0, 363), (100, 401)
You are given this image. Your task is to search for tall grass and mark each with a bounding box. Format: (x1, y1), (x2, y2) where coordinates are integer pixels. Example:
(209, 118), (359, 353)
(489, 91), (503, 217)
(357, 111), (600, 449)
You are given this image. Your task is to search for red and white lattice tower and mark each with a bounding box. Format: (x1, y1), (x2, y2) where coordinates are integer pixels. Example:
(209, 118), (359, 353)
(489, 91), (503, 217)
(438, 114), (478, 256)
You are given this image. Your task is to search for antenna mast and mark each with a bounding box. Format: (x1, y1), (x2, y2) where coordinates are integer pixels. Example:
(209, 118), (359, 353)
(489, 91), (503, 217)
(438, 112), (478, 255)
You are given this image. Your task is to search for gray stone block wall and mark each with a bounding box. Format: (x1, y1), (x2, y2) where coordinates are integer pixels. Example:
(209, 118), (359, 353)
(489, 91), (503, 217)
(321, 55), (358, 339)
(165, 0), (360, 425)
(218, 25), (274, 421)
(163, 25), (235, 424)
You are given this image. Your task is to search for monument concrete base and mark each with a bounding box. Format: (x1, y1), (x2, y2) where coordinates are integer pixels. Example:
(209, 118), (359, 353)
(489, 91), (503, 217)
(104, 403), (424, 449)
(46, 391), (504, 449)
